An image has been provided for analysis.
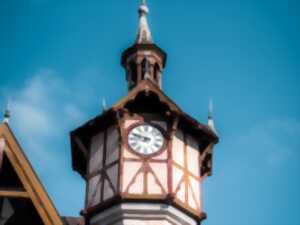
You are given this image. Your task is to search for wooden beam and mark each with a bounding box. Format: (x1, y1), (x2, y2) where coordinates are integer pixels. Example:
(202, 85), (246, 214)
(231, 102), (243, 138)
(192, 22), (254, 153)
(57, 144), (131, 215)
(0, 138), (5, 171)
(73, 135), (88, 158)
(0, 190), (29, 198)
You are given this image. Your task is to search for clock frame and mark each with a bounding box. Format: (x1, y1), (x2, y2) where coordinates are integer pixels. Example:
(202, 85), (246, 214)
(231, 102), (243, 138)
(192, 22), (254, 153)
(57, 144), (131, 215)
(125, 122), (167, 158)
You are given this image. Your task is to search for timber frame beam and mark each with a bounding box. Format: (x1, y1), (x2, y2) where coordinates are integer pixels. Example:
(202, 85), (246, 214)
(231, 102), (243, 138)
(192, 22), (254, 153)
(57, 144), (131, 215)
(0, 190), (29, 198)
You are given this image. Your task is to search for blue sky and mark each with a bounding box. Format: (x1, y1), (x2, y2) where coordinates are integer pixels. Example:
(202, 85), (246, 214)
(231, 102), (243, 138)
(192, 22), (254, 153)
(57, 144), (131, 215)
(1, 0), (300, 225)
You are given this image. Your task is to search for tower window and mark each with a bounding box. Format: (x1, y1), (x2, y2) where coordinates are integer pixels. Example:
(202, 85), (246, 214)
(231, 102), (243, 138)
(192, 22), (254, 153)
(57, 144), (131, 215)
(154, 63), (160, 83)
(141, 58), (150, 80)
(130, 62), (137, 89)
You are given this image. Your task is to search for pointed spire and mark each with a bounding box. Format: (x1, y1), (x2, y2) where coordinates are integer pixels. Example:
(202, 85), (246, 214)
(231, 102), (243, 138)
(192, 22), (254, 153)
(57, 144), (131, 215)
(2, 100), (10, 124)
(136, 0), (153, 44)
(208, 99), (217, 134)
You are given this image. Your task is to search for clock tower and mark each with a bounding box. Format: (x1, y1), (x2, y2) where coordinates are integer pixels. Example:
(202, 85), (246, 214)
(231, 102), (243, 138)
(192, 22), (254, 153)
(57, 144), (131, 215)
(70, 1), (219, 225)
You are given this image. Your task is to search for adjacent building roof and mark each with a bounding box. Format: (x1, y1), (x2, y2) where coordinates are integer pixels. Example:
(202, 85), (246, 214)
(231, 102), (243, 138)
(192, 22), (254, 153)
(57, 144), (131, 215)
(0, 123), (64, 225)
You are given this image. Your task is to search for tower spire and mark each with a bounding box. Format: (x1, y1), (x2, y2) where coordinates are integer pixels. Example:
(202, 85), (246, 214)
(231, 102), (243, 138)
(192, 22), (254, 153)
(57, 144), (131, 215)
(136, 0), (153, 44)
(122, 0), (166, 90)
(208, 99), (217, 134)
(2, 100), (10, 124)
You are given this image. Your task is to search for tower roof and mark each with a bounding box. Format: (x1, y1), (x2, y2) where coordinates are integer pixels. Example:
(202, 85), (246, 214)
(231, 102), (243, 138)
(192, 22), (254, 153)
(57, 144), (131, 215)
(136, 0), (153, 44)
(70, 80), (219, 178)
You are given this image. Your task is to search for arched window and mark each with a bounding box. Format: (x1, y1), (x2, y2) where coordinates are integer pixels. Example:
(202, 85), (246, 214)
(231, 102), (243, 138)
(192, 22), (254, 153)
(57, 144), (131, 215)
(141, 58), (150, 80)
(154, 63), (160, 83)
(129, 62), (137, 89)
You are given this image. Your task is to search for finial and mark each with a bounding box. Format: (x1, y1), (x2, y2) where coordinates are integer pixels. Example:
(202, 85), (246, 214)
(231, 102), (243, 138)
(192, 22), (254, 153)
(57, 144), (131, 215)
(102, 98), (107, 112)
(208, 98), (213, 119)
(136, 0), (153, 44)
(208, 99), (217, 134)
(2, 100), (10, 124)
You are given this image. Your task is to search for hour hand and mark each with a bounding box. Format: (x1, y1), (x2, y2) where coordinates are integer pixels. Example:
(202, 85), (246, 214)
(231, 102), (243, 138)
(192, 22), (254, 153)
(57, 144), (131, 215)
(132, 133), (143, 139)
(132, 133), (150, 142)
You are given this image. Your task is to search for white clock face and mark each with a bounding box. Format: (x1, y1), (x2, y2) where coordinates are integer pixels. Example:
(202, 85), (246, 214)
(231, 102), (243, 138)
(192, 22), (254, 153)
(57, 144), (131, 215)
(128, 124), (164, 155)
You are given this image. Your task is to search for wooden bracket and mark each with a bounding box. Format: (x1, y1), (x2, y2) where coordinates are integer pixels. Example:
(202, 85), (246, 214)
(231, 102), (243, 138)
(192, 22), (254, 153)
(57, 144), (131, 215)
(0, 190), (29, 199)
(73, 135), (88, 159)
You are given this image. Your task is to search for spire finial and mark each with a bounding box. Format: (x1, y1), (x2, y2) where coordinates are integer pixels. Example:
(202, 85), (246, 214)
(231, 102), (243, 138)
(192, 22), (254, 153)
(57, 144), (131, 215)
(3, 100), (10, 124)
(102, 97), (107, 112)
(208, 98), (213, 119)
(136, 0), (153, 44)
(208, 99), (217, 134)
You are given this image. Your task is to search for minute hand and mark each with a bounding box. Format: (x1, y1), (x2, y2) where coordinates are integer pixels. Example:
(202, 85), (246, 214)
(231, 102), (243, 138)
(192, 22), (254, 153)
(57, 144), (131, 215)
(132, 133), (151, 142)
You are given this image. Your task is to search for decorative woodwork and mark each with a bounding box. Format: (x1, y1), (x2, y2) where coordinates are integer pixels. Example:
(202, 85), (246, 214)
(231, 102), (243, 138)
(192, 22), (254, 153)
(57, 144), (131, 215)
(0, 190), (29, 199)
(121, 44), (167, 90)
(71, 83), (219, 223)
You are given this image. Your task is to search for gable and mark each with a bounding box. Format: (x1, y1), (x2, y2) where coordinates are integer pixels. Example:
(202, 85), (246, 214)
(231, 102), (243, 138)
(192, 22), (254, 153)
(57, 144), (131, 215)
(1, 198), (44, 225)
(71, 79), (218, 178)
(0, 154), (24, 190)
(0, 123), (64, 225)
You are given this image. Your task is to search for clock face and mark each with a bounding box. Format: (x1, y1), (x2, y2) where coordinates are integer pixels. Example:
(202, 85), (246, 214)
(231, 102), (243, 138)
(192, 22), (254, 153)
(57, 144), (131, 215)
(128, 124), (164, 155)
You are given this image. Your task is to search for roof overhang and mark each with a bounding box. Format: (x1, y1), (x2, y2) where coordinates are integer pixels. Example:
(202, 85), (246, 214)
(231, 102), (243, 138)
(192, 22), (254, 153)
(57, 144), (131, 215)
(70, 80), (219, 178)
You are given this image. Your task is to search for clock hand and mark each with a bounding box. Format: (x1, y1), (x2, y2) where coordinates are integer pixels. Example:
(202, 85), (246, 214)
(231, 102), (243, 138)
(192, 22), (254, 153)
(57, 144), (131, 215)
(142, 136), (151, 142)
(132, 133), (151, 142)
(132, 133), (143, 140)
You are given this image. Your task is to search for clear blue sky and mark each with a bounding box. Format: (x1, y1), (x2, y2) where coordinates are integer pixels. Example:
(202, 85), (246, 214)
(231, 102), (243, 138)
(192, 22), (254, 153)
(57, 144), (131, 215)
(1, 0), (300, 225)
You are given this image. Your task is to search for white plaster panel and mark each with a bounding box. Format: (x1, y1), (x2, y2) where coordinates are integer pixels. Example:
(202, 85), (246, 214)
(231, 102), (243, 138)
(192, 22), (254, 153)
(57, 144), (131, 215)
(107, 164), (119, 191)
(128, 172), (144, 194)
(176, 181), (185, 203)
(123, 148), (139, 159)
(124, 119), (139, 129)
(147, 173), (162, 194)
(106, 126), (120, 165)
(152, 150), (167, 160)
(149, 162), (167, 192)
(172, 130), (184, 167)
(189, 176), (201, 209)
(172, 165), (184, 192)
(89, 132), (104, 173)
(186, 135), (200, 177)
(188, 185), (197, 210)
(103, 179), (114, 201)
(88, 175), (101, 206)
(122, 161), (142, 191)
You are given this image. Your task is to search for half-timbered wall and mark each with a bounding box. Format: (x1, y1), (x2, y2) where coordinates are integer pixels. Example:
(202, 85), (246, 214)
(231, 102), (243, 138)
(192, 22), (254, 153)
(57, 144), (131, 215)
(121, 119), (168, 198)
(172, 129), (202, 214)
(85, 116), (208, 218)
(87, 125), (120, 207)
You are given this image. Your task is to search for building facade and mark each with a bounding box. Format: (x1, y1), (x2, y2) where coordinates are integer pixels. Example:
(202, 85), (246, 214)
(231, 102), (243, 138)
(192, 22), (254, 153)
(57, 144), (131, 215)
(0, 2), (218, 225)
